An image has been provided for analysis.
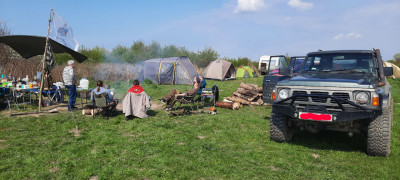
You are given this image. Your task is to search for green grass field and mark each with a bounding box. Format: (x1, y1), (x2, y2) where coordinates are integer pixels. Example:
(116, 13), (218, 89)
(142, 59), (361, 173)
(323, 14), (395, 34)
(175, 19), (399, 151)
(1, 77), (399, 179)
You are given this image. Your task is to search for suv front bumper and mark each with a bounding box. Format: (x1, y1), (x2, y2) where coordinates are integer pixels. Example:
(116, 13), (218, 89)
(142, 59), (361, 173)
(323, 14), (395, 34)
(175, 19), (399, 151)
(273, 94), (377, 122)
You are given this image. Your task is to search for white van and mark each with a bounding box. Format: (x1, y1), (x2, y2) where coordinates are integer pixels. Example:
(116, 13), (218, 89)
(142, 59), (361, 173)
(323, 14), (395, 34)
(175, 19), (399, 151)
(259, 55), (280, 75)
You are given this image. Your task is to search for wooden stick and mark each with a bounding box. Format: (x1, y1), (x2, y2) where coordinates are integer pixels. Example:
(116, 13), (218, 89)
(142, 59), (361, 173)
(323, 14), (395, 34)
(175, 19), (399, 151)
(38, 9), (53, 112)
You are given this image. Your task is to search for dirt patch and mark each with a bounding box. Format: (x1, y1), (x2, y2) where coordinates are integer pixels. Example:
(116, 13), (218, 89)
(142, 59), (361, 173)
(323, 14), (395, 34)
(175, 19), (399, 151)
(151, 102), (164, 110)
(89, 175), (99, 180)
(123, 132), (142, 137)
(0, 145), (9, 149)
(0, 139), (7, 149)
(312, 153), (320, 159)
(49, 166), (60, 173)
(177, 142), (185, 145)
(39, 140), (51, 145)
(270, 166), (278, 171)
(116, 103), (123, 111)
(68, 128), (80, 137)
(197, 136), (205, 139)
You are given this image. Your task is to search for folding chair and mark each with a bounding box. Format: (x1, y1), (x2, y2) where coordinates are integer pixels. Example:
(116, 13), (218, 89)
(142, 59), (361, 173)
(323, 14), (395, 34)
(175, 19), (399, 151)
(42, 85), (63, 105)
(173, 93), (199, 112)
(200, 88), (216, 108)
(92, 92), (112, 119)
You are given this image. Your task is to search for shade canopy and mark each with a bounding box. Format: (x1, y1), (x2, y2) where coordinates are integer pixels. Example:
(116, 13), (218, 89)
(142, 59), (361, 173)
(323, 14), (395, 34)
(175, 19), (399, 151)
(0, 35), (87, 62)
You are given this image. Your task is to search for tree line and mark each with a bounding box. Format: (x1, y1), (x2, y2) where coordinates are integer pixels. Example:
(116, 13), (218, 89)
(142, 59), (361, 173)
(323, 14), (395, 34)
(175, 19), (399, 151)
(54, 40), (256, 68)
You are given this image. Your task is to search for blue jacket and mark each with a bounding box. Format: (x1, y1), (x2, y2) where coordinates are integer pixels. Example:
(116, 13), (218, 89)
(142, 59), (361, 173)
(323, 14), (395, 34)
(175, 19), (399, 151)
(198, 79), (207, 94)
(91, 87), (114, 103)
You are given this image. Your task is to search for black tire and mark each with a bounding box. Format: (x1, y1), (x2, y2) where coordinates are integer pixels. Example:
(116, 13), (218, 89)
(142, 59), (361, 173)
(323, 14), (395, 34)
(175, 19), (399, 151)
(367, 99), (392, 156)
(270, 110), (293, 142)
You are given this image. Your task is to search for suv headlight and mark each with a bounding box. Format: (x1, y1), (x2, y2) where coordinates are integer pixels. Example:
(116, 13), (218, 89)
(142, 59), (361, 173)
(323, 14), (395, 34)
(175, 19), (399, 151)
(278, 89), (290, 100)
(355, 92), (369, 104)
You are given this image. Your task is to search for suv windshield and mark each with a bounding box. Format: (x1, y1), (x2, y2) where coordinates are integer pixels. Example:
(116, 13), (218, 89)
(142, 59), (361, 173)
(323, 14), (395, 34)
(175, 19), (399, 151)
(300, 53), (376, 75)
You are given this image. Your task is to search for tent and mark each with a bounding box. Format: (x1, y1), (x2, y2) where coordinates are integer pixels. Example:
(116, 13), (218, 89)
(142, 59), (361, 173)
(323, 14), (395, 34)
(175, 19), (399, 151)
(383, 62), (400, 78)
(203, 59), (236, 81)
(236, 66), (257, 78)
(138, 57), (198, 85)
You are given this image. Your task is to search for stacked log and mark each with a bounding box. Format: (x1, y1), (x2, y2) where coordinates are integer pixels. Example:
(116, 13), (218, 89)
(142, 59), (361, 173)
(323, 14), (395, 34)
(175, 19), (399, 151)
(215, 101), (240, 110)
(225, 83), (264, 108)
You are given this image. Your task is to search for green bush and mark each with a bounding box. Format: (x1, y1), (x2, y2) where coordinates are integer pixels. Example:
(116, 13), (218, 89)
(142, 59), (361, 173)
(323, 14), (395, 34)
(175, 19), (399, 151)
(144, 78), (153, 84)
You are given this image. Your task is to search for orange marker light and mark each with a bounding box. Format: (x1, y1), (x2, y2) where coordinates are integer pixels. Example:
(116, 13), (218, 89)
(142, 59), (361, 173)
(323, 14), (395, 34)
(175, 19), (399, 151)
(372, 97), (379, 106)
(272, 91), (276, 100)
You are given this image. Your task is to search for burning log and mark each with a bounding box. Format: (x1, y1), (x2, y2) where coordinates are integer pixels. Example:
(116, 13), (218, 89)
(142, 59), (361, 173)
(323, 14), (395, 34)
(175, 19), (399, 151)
(215, 101), (240, 110)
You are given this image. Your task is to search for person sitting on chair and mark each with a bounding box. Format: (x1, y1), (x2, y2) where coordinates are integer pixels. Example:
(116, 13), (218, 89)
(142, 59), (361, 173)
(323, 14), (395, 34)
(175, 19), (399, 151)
(122, 80), (151, 119)
(90, 80), (118, 111)
(197, 75), (207, 100)
(159, 78), (199, 110)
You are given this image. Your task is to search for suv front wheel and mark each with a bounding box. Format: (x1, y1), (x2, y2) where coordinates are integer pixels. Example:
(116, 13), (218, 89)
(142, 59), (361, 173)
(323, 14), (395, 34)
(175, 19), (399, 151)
(270, 109), (294, 142)
(367, 98), (392, 156)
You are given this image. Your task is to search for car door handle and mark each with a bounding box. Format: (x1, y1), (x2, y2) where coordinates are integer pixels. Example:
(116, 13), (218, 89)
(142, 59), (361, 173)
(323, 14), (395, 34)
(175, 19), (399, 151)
(265, 80), (271, 82)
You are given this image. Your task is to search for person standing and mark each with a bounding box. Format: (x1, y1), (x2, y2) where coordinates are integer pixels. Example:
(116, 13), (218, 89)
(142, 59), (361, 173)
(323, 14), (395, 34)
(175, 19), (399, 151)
(63, 60), (77, 111)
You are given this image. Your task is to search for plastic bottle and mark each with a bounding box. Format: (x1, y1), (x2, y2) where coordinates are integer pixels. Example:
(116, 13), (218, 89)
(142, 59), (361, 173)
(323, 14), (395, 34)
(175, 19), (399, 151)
(80, 78), (89, 90)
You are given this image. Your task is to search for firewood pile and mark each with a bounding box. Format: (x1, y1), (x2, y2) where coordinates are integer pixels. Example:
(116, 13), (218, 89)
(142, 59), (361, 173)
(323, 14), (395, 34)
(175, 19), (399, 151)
(216, 83), (264, 110)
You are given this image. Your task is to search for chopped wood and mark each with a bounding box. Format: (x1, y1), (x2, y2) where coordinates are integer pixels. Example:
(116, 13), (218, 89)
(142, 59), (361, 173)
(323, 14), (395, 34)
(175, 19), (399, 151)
(215, 101), (240, 110)
(240, 83), (258, 92)
(226, 96), (250, 105)
(257, 98), (264, 105)
(82, 109), (92, 115)
(233, 92), (255, 101)
(237, 88), (258, 96)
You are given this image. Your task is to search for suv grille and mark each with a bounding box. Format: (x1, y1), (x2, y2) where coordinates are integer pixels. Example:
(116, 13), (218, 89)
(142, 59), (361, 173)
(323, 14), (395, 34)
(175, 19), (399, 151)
(311, 92), (329, 103)
(331, 92), (350, 103)
(293, 91), (308, 101)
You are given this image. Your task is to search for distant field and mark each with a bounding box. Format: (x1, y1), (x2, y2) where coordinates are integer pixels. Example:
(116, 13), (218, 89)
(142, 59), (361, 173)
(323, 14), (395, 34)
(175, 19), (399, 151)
(0, 77), (399, 179)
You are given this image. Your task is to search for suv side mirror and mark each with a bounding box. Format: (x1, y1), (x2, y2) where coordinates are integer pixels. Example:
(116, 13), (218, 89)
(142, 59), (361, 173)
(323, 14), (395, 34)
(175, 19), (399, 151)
(383, 67), (393, 76)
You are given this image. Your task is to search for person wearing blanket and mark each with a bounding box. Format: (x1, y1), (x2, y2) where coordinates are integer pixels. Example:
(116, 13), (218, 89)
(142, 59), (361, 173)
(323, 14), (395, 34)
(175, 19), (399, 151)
(122, 80), (151, 119)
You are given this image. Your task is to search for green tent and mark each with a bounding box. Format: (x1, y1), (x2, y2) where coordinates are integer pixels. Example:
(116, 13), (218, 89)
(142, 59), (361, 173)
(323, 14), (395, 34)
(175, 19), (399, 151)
(236, 66), (257, 78)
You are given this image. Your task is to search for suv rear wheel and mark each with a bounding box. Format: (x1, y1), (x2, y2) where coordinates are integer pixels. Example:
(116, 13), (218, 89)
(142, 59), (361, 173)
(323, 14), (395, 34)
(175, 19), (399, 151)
(270, 109), (293, 142)
(367, 98), (392, 156)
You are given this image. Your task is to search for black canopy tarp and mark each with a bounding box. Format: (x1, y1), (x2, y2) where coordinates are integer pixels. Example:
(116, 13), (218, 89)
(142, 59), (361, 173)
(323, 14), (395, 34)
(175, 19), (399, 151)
(0, 35), (87, 62)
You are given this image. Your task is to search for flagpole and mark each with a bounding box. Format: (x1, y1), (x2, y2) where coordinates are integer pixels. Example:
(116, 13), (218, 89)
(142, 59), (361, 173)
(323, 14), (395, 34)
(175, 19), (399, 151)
(38, 8), (53, 112)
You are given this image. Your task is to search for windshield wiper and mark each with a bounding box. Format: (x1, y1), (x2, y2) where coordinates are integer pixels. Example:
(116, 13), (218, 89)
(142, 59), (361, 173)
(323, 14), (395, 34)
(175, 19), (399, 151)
(332, 69), (367, 73)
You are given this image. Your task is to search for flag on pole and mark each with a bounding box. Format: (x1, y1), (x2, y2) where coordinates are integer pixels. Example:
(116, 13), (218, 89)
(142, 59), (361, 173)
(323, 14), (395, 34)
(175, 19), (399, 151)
(49, 10), (79, 51)
(45, 43), (54, 72)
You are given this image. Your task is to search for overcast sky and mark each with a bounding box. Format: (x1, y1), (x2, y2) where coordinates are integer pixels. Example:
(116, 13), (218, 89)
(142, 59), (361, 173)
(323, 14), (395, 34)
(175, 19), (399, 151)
(1, 0), (399, 60)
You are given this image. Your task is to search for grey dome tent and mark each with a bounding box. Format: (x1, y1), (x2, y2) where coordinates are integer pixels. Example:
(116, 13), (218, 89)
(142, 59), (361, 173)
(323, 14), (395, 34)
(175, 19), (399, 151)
(203, 59), (236, 81)
(138, 57), (198, 85)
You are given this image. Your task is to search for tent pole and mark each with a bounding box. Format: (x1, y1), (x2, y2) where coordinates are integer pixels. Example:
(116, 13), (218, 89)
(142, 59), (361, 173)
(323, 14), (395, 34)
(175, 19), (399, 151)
(38, 9), (53, 112)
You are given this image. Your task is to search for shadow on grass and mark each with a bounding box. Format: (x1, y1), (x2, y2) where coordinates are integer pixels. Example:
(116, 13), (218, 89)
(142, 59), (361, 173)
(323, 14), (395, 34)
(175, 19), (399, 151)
(124, 110), (158, 120)
(289, 130), (366, 153)
(264, 115), (366, 153)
